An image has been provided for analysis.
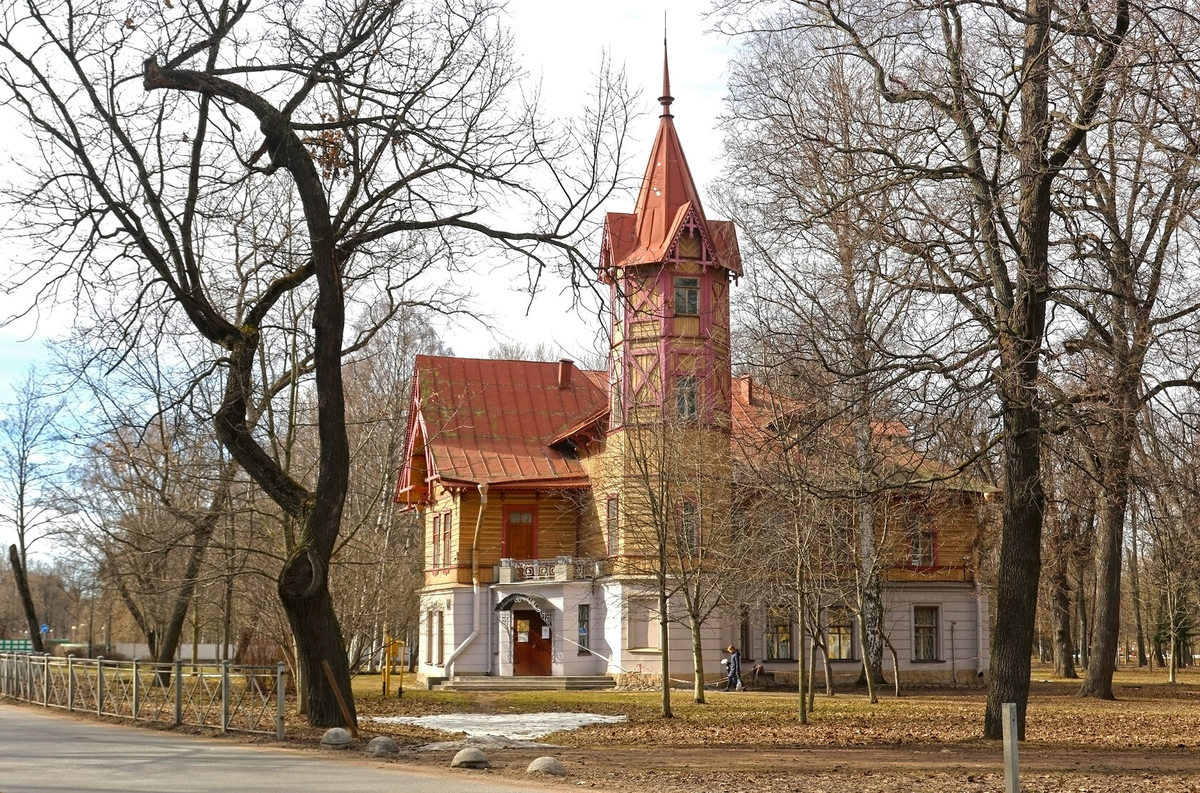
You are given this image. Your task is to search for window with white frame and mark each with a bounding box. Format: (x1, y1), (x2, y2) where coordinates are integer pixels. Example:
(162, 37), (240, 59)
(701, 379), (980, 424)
(827, 611), (854, 660)
(913, 606), (939, 661)
(578, 604), (591, 655)
(435, 610), (445, 665)
(425, 610), (434, 664)
(765, 609), (793, 660)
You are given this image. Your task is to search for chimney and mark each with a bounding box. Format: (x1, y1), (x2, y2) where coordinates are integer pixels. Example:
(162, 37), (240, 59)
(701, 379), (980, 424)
(557, 359), (574, 389)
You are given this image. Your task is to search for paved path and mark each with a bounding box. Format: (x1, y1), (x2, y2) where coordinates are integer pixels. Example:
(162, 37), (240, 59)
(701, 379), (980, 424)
(0, 703), (540, 793)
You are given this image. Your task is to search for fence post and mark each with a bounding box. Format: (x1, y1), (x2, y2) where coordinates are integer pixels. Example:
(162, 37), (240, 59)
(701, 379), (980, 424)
(97, 658), (105, 716)
(173, 659), (183, 726)
(43, 654), (49, 706)
(276, 662), (286, 740)
(67, 656), (75, 712)
(221, 660), (230, 734)
(1002, 701), (1020, 793)
(132, 659), (140, 719)
(24, 652), (31, 700)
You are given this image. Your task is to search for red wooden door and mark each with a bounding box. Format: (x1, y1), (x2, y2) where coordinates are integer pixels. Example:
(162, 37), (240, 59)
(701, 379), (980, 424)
(505, 508), (536, 559)
(512, 610), (552, 675)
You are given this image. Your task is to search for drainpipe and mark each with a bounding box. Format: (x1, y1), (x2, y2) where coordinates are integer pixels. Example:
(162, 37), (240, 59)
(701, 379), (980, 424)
(974, 581), (985, 677)
(445, 482), (488, 676)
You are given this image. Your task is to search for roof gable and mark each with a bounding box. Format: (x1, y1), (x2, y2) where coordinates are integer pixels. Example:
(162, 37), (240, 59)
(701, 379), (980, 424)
(396, 356), (608, 503)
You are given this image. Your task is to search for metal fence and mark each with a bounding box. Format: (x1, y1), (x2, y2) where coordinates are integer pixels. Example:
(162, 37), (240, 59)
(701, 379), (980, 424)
(0, 653), (287, 739)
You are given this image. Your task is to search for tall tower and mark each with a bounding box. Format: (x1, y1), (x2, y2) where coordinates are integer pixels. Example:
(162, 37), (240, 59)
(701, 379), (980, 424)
(600, 43), (742, 432)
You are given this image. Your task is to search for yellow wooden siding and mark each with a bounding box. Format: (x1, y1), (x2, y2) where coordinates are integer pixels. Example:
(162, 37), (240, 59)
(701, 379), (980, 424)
(881, 495), (979, 583)
(673, 316), (700, 337)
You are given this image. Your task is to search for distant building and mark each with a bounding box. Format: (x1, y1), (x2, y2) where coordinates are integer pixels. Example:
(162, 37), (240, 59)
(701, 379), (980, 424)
(395, 51), (992, 687)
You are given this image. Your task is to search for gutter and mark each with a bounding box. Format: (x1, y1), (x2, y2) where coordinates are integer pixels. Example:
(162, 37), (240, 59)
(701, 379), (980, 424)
(444, 482), (488, 676)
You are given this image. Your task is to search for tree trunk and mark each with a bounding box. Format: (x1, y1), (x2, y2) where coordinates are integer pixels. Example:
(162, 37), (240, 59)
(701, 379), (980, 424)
(689, 612), (705, 704)
(984, 398), (1044, 739)
(1129, 506), (1147, 666)
(859, 598), (878, 704)
(657, 580), (672, 718)
(1077, 564), (1090, 670)
(278, 549), (357, 728)
(1079, 445), (1131, 698)
(1050, 553), (1076, 678)
(9, 544), (44, 654)
(797, 580), (807, 724)
(155, 521), (217, 671)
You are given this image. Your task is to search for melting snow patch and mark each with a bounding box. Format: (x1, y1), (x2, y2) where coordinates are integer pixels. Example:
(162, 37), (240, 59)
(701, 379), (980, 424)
(369, 712), (626, 749)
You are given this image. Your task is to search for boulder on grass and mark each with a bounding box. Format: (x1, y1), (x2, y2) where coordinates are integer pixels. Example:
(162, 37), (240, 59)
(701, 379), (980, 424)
(365, 736), (399, 757)
(320, 728), (354, 750)
(451, 747), (490, 769)
(527, 756), (567, 776)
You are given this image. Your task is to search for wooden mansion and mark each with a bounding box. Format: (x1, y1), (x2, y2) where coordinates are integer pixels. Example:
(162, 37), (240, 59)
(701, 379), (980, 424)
(395, 54), (992, 688)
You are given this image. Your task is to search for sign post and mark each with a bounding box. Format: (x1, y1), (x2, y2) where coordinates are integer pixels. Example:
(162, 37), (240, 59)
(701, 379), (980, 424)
(1002, 702), (1020, 793)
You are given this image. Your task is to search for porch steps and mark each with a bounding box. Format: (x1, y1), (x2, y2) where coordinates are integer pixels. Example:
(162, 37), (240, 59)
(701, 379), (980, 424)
(435, 675), (615, 691)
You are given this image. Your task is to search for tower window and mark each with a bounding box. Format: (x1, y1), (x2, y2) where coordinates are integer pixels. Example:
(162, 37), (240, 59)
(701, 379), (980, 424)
(674, 277), (699, 316)
(676, 376), (697, 420)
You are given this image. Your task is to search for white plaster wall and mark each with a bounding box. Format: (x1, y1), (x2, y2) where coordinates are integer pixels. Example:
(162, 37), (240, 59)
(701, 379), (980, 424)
(883, 583), (989, 676)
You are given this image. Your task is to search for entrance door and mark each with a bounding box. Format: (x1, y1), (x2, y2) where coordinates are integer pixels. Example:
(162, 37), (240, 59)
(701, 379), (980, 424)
(504, 508), (536, 559)
(512, 609), (552, 675)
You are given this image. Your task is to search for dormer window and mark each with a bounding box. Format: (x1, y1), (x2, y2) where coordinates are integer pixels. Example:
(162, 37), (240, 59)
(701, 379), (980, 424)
(674, 277), (699, 316)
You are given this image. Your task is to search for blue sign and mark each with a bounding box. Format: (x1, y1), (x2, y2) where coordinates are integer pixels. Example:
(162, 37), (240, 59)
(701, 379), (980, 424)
(39, 624), (48, 635)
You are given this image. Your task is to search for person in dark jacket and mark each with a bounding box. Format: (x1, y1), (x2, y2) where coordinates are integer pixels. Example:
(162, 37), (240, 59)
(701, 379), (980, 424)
(724, 644), (743, 691)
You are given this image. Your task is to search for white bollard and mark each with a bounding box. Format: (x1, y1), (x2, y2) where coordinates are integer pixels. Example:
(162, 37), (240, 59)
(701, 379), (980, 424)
(1002, 702), (1020, 793)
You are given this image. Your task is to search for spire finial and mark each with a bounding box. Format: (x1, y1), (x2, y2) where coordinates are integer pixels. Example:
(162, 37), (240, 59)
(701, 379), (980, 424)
(659, 13), (674, 117)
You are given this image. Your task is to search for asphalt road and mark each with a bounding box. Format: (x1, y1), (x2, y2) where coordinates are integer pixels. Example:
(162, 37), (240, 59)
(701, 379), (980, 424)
(0, 703), (541, 793)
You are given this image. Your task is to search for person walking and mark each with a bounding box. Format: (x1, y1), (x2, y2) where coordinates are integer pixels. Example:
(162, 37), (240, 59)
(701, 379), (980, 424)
(724, 644), (743, 691)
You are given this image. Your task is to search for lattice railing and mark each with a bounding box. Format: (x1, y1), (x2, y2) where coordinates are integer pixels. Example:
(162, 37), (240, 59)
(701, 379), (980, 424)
(0, 654), (287, 738)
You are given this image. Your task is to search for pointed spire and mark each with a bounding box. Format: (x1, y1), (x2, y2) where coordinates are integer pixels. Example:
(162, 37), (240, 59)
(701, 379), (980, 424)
(659, 16), (673, 117)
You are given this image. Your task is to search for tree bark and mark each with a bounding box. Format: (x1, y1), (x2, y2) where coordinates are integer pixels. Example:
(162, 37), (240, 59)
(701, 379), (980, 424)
(1129, 517), (1147, 666)
(1051, 553), (1076, 678)
(1079, 444), (1131, 698)
(689, 613), (705, 704)
(1077, 563), (1090, 670)
(9, 544), (44, 654)
(658, 580), (672, 718)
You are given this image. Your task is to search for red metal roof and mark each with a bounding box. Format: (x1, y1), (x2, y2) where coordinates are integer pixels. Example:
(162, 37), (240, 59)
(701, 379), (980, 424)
(601, 53), (742, 277)
(397, 356), (608, 498)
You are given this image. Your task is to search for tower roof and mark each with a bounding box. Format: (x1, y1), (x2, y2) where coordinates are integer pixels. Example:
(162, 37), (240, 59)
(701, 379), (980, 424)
(601, 41), (741, 277)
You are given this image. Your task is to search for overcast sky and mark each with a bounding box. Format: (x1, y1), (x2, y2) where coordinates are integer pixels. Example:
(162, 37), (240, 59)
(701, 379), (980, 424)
(0, 1), (738, 396)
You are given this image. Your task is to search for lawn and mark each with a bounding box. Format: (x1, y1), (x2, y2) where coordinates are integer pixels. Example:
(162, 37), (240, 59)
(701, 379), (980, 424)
(340, 665), (1200, 792)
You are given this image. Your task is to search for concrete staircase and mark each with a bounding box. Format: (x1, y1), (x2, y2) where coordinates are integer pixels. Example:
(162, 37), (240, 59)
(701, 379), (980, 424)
(434, 675), (615, 691)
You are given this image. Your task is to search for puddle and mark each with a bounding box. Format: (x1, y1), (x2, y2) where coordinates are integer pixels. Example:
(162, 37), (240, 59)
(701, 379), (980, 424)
(368, 711), (627, 750)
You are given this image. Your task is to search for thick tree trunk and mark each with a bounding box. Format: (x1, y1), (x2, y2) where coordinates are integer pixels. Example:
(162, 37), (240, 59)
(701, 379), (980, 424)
(9, 544), (44, 654)
(279, 548), (356, 728)
(1051, 556), (1076, 678)
(155, 522), (217, 673)
(1080, 447), (1131, 698)
(984, 400), (1044, 739)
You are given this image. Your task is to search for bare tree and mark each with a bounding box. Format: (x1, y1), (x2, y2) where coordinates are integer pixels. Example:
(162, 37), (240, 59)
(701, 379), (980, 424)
(713, 0), (1133, 738)
(0, 0), (631, 726)
(0, 367), (66, 653)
